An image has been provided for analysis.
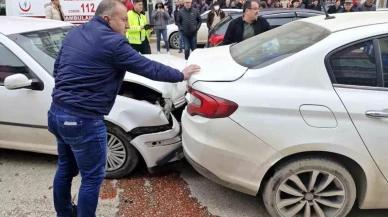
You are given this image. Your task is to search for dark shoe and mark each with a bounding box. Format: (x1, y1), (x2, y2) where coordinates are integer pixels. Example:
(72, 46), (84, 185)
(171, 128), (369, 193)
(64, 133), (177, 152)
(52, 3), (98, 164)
(178, 50), (182, 53)
(71, 204), (77, 217)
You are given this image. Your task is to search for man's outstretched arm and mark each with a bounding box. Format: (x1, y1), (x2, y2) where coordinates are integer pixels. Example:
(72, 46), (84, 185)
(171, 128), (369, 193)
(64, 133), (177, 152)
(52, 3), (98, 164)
(113, 39), (200, 82)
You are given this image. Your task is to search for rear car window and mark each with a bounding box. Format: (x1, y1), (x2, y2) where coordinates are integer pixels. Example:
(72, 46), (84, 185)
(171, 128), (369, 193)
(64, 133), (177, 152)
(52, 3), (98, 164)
(230, 21), (331, 69)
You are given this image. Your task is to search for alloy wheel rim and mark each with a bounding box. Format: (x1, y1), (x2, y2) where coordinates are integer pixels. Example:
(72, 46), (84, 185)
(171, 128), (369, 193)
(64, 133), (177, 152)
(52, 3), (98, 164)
(173, 35), (179, 48)
(276, 170), (346, 217)
(106, 133), (126, 172)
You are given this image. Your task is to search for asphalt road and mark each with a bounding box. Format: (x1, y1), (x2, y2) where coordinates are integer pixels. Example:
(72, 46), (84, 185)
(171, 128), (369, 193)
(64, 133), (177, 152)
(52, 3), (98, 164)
(1, 42), (388, 217)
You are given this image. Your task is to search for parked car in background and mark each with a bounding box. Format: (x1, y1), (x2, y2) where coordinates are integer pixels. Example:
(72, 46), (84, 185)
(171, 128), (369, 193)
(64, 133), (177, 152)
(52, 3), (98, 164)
(166, 8), (241, 49)
(0, 17), (187, 179)
(183, 12), (388, 217)
(207, 8), (325, 47)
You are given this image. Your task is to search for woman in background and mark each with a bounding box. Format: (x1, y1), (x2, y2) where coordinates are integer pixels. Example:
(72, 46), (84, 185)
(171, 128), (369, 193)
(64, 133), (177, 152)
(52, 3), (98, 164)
(152, 1), (171, 54)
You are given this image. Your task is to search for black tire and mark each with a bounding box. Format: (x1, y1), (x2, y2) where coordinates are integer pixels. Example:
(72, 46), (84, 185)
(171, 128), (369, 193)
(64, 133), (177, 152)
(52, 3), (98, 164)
(262, 157), (356, 217)
(169, 32), (180, 49)
(105, 122), (139, 179)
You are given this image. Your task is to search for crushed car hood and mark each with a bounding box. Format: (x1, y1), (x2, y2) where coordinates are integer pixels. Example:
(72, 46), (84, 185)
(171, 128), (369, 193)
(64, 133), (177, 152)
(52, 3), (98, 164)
(124, 54), (187, 107)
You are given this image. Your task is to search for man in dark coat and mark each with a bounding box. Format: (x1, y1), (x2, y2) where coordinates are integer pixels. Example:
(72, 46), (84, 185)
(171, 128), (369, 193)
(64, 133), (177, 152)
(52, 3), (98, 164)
(177, 0), (202, 59)
(222, 0), (270, 45)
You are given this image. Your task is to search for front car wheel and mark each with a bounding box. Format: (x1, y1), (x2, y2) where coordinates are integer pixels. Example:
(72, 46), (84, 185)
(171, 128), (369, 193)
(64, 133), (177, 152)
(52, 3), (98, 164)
(105, 123), (139, 179)
(263, 157), (356, 217)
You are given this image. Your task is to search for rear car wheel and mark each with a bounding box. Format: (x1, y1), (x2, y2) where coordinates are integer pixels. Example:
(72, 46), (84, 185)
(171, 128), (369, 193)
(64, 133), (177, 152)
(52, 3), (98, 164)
(105, 123), (139, 179)
(262, 157), (356, 217)
(169, 32), (180, 49)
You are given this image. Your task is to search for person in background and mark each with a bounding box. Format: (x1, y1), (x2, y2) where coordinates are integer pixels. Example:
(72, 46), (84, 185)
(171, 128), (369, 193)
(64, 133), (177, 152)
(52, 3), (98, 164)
(273, 0), (283, 7)
(123, 0), (134, 10)
(164, 0), (173, 18)
(352, 0), (361, 10)
(266, 0), (274, 8)
(198, 0), (211, 13)
(117, 0), (134, 10)
(44, 0), (65, 21)
(223, 0), (270, 45)
(152, 1), (171, 54)
(177, 0), (202, 60)
(231, 1), (237, 8)
(308, 0), (321, 10)
(259, 1), (267, 9)
(207, 2), (226, 31)
(280, 0), (290, 7)
(192, 0), (199, 9)
(49, 1), (200, 216)
(174, 0), (184, 53)
(328, 0), (343, 13)
(291, 0), (304, 8)
(223, 0), (232, 8)
(127, 0), (153, 54)
(236, 0), (244, 8)
(302, 0), (310, 9)
(357, 0), (376, 11)
(341, 0), (355, 12)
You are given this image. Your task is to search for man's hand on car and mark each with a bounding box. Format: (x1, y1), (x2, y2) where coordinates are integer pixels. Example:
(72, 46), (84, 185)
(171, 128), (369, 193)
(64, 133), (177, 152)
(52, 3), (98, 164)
(182, 64), (201, 80)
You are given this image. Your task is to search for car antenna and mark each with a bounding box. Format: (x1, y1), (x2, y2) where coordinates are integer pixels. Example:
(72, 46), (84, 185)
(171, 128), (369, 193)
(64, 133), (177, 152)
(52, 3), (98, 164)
(321, 0), (335, 20)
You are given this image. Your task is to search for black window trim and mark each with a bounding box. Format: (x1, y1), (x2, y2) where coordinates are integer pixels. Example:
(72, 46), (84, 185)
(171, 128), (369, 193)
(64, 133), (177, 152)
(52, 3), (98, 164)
(0, 42), (44, 91)
(324, 34), (387, 91)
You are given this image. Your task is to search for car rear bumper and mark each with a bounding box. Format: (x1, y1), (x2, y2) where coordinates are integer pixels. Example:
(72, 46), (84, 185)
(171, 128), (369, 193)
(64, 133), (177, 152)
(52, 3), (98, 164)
(130, 113), (183, 169)
(181, 110), (283, 196)
(184, 149), (256, 195)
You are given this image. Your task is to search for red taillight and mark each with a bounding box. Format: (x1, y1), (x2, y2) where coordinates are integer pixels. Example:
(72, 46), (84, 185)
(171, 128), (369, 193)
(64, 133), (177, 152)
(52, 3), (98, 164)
(187, 87), (238, 119)
(209, 34), (224, 46)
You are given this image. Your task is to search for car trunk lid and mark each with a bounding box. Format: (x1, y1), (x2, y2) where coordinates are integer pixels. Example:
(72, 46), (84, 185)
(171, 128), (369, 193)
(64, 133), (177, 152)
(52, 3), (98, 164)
(187, 45), (248, 86)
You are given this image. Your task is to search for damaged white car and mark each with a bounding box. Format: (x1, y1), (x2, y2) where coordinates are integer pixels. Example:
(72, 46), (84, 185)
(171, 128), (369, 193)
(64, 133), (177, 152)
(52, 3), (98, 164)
(0, 17), (187, 179)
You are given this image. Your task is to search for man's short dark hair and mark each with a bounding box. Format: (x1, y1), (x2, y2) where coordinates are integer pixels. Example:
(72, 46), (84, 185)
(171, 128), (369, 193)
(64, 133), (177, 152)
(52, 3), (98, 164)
(243, 0), (259, 12)
(133, 0), (143, 4)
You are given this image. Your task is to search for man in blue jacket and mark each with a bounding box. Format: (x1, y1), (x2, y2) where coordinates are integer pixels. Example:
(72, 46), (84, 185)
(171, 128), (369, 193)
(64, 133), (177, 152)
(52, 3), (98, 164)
(47, 0), (200, 216)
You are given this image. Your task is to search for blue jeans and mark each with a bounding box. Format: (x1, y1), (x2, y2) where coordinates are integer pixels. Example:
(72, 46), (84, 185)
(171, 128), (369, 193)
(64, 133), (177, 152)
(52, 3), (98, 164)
(182, 35), (197, 60)
(179, 31), (183, 50)
(155, 29), (169, 52)
(48, 104), (107, 217)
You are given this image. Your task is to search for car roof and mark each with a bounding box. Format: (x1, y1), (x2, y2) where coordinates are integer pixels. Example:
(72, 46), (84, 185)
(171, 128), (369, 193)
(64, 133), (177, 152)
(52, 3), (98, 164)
(0, 16), (74, 35)
(260, 8), (325, 14)
(299, 11), (388, 32)
(229, 8), (325, 17)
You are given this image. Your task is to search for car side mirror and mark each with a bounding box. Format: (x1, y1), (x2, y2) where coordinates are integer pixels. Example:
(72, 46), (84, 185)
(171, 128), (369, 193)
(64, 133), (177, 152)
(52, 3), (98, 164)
(4, 74), (33, 90)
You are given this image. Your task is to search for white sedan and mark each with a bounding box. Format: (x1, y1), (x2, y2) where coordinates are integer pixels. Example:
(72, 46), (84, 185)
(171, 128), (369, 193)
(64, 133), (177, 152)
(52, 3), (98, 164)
(0, 17), (187, 179)
(166, 9), (242, 49)
(183, 12), (388, 217)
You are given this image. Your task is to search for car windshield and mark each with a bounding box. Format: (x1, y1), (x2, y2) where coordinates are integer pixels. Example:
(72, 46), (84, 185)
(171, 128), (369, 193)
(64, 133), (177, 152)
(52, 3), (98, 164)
(7, 26), (73, 76)
(230, 21), (331, 69)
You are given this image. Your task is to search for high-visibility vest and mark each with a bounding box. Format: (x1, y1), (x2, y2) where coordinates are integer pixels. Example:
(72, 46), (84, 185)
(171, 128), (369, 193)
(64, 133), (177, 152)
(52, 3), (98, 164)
(126, 10), (151, 45)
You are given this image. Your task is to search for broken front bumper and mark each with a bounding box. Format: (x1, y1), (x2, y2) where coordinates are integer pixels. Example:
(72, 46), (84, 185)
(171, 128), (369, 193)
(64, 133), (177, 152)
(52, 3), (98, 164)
(130, 113), (184, 170)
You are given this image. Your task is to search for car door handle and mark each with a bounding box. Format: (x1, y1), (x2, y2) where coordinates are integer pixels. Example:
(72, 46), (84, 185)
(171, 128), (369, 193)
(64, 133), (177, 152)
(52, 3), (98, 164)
(365, 111), (388, 118)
